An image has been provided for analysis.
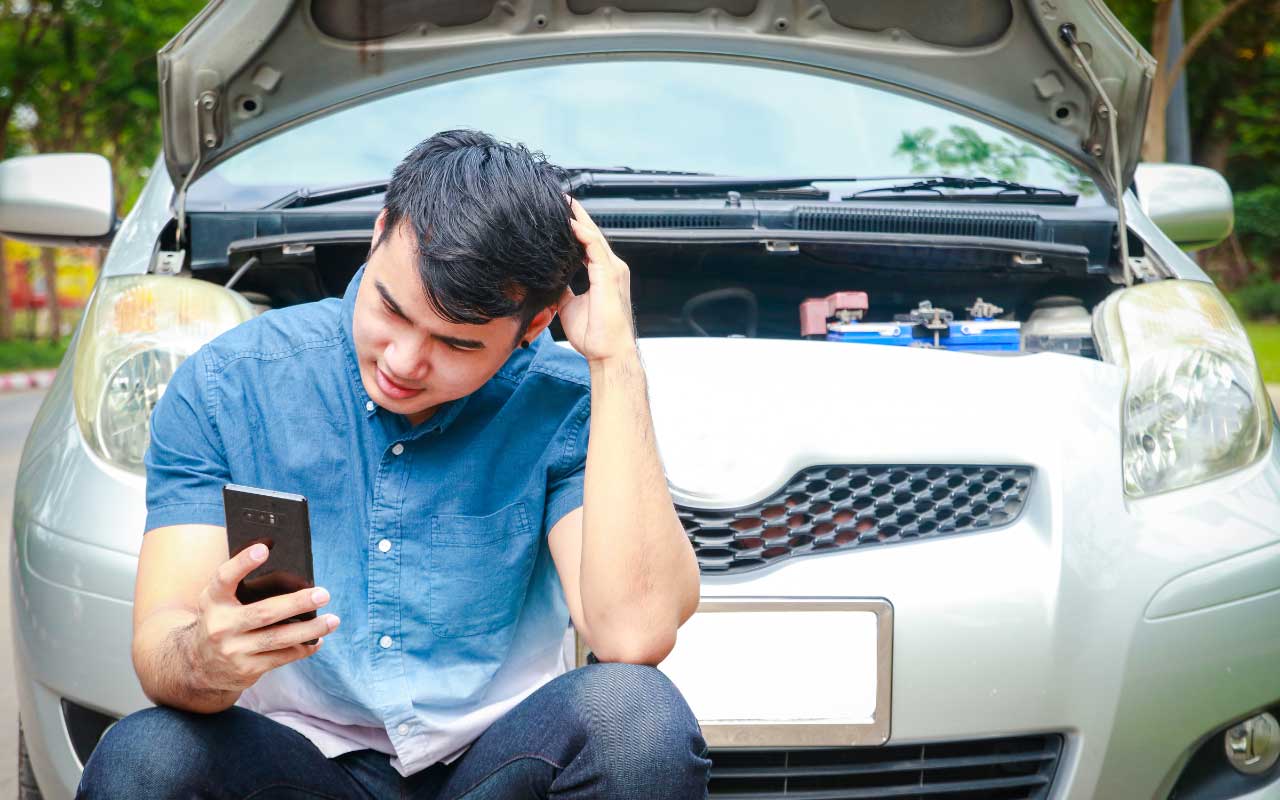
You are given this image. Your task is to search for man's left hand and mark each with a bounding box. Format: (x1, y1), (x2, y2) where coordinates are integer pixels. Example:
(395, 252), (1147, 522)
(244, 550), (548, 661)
(558, 196), (638, 364)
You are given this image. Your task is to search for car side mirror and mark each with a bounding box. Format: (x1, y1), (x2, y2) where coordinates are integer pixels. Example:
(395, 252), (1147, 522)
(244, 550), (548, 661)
(0, 153), (115, 246)
(1133, 163), (1233, 252)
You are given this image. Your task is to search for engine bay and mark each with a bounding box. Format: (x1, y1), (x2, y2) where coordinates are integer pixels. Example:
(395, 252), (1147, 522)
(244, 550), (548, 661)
(181, 201), (1131, 362)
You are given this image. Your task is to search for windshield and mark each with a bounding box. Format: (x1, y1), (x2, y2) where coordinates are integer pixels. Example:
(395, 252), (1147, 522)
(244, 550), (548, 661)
(189, 58), (1099, 209)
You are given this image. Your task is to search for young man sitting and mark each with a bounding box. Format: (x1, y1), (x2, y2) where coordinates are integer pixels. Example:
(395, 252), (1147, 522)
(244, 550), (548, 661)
(76, 129), (709, 799)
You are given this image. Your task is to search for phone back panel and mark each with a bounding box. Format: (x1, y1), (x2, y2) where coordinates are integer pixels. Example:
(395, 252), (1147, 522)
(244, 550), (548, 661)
(223, 484), (316, 615)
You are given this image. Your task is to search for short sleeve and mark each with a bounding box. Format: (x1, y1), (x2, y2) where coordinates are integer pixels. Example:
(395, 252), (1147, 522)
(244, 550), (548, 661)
(143, 348), (231, 531)
(543, 393), (590, 535)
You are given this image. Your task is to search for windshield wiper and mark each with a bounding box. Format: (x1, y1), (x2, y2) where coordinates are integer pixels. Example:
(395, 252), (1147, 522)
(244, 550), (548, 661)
(267, 180), (389, 210)
(565, 170), (861, 199)
(266, 168), (860, 208)
(845, 176), (1076, 205)
(265, 168), (718, 208)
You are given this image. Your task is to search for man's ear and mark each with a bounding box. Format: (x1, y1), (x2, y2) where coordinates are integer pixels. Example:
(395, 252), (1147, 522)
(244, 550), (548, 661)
(372, 208), (388, 244)
(522, 305), (558, 343)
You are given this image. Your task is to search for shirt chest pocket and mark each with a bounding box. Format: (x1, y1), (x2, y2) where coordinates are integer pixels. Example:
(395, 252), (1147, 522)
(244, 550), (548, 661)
(427, 502), (538, 638)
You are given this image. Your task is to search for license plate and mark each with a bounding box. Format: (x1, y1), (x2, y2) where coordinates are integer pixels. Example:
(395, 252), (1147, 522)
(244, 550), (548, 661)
(657, 598), (892, 747)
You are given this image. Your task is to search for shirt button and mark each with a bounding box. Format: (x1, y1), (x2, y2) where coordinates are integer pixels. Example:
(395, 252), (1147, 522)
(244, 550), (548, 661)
(397, 723), (410, 736)
(378, 539), (392, 553)
(391, 443), (405, 456)
(365, 400), (375, 412)
(379, 635), (393, 649)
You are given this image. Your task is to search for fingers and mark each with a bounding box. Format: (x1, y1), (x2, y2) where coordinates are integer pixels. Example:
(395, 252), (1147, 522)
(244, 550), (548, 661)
(240, 586), (331, 632)
(246, 614), (340, 655)
(209, 543), (269, 602)
(567, 197), (614, 265)
(253, 640), (324, 674)
(567, 196), (602, 237)
(570, 219), (615, 276)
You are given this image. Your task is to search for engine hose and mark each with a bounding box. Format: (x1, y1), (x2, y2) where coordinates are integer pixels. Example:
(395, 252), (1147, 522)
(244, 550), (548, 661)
(681, 288), (759, 337)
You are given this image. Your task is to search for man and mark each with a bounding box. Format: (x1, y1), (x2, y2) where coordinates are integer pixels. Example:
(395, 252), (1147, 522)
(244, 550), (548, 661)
(77, 130), (710, 798)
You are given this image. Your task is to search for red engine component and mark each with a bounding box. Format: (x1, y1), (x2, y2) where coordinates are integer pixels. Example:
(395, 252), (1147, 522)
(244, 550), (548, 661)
(799, 291), (869, 337)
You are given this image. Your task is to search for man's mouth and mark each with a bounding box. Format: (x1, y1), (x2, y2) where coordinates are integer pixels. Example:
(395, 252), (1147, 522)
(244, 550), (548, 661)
(375, 366), (422, 400)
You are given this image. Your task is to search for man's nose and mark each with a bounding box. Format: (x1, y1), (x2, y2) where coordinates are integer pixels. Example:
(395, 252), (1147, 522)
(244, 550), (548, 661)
(384, 337), (429, 384)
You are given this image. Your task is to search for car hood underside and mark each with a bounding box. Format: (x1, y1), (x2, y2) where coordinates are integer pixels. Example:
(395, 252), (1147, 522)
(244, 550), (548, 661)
(159, 0), (1153, 199)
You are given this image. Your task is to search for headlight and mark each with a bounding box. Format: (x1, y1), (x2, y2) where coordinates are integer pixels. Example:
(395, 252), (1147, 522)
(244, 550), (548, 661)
(1093, 280), (1272, 497)
(73, 275), (253, 473)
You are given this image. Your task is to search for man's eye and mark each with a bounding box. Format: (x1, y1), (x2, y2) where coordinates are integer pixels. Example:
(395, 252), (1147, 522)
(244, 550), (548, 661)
(447, 342), (479, 353)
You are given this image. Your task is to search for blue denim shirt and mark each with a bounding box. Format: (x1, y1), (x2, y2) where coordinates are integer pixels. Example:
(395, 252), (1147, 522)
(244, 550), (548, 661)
(144, 264), (590, 775)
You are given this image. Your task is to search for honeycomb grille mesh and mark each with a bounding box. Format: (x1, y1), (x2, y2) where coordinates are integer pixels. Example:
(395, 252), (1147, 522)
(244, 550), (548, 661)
(681, 465), (1034, 573)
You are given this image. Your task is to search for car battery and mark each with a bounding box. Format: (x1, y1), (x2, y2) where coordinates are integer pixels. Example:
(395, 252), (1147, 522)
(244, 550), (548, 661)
(945, 319), (1022, 352)
(825, 321), (916, 346)
(806, 295), (1022, 352)
(947, 297), (1021, 352)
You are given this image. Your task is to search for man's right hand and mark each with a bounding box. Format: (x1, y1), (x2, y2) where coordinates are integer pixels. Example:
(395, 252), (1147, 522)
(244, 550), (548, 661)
(190, 542), (340, 692)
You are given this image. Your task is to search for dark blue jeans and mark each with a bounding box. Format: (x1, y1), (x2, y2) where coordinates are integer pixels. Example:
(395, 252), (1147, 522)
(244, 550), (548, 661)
(76, 662), (711, 799)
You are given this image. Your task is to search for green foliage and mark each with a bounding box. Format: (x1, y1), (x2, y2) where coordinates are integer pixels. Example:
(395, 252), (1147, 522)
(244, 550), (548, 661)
(0, 0), (205, 213)
(1232, 281), (1280, 321)
(0, 335), (70, 372)
(1234, 185), (1280, 270)
(894, 125), (1098, 195)
(1245, 322), (1280, 383)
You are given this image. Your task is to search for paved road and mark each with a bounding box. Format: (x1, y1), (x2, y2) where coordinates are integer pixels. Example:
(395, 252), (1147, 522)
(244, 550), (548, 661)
(2, 389), (49, 798)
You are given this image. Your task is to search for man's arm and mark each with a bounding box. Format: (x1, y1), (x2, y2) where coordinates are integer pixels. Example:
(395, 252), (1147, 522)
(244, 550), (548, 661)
(133, 523), (337, 713)
(551, 197), (701, 666)
(133, 524), (242, 712)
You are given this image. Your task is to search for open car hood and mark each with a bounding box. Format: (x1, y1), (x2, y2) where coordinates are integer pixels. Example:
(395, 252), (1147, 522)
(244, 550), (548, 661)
(159, 0), (1153, 200)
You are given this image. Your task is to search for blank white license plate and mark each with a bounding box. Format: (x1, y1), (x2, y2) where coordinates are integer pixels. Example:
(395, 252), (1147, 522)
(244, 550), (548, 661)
(657, 598), (892, 747)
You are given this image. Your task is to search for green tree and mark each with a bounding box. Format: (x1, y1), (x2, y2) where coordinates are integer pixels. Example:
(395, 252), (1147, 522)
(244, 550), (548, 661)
(0, 0), (203, 342)
(894, 125), (1098, 195)
(6, 0), (205, 211)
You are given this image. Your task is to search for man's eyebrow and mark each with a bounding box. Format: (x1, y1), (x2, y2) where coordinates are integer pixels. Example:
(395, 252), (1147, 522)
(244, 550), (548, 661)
(433, 333), (486, 350)
(375, 280), (411, 323)
(375, 279), (486, 350)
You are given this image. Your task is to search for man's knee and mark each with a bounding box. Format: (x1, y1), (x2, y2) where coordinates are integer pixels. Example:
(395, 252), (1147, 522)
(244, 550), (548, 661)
(570, 663), (710, 790)
(76, 706), (225, 798)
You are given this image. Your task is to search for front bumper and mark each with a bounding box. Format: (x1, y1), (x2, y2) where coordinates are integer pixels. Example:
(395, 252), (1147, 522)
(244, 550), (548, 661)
(12, 344), (1280, 799)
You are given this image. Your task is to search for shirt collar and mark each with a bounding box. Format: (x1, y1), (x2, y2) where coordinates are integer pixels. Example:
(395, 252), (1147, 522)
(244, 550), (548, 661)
(339, 262), (471, 435)
(340, 264), (378, 419)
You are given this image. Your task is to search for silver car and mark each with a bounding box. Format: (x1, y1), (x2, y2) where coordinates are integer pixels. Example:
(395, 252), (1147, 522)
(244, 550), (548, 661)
(7, 1), (1280, 798)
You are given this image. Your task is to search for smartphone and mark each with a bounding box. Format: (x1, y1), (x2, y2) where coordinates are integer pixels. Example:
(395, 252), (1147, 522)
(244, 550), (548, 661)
(222, 484), (318, 643)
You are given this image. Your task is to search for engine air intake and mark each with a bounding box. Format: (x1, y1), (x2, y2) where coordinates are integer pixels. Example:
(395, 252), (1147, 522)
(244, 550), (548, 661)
(796, 206), (1050, 241)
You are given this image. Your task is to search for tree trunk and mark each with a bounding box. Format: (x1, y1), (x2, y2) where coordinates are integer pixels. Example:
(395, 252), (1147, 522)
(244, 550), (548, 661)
(40, 247), (60, 342)
(1199, 135), (1232, 175)
(1142, 0), (1175, 163)
(1142, 0), (1256, 163)
(0, 236), (11, 341)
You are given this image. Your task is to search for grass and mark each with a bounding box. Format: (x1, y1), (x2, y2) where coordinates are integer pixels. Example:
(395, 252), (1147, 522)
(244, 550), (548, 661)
(1247, 322), (1280, 385)
(0, 336), (71, 372)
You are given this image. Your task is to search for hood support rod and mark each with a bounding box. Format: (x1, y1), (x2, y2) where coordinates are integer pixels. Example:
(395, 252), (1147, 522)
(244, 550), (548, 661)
(1059, 23), (1132, 287)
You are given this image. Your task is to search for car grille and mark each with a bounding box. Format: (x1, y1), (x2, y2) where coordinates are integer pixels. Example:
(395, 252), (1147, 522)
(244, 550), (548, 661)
(708, 734), (1064, 799)
(680, 465), (1034, 573)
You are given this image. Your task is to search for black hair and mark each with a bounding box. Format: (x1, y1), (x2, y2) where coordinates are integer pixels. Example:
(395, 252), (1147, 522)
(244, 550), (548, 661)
(374, 129), (586, 339)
